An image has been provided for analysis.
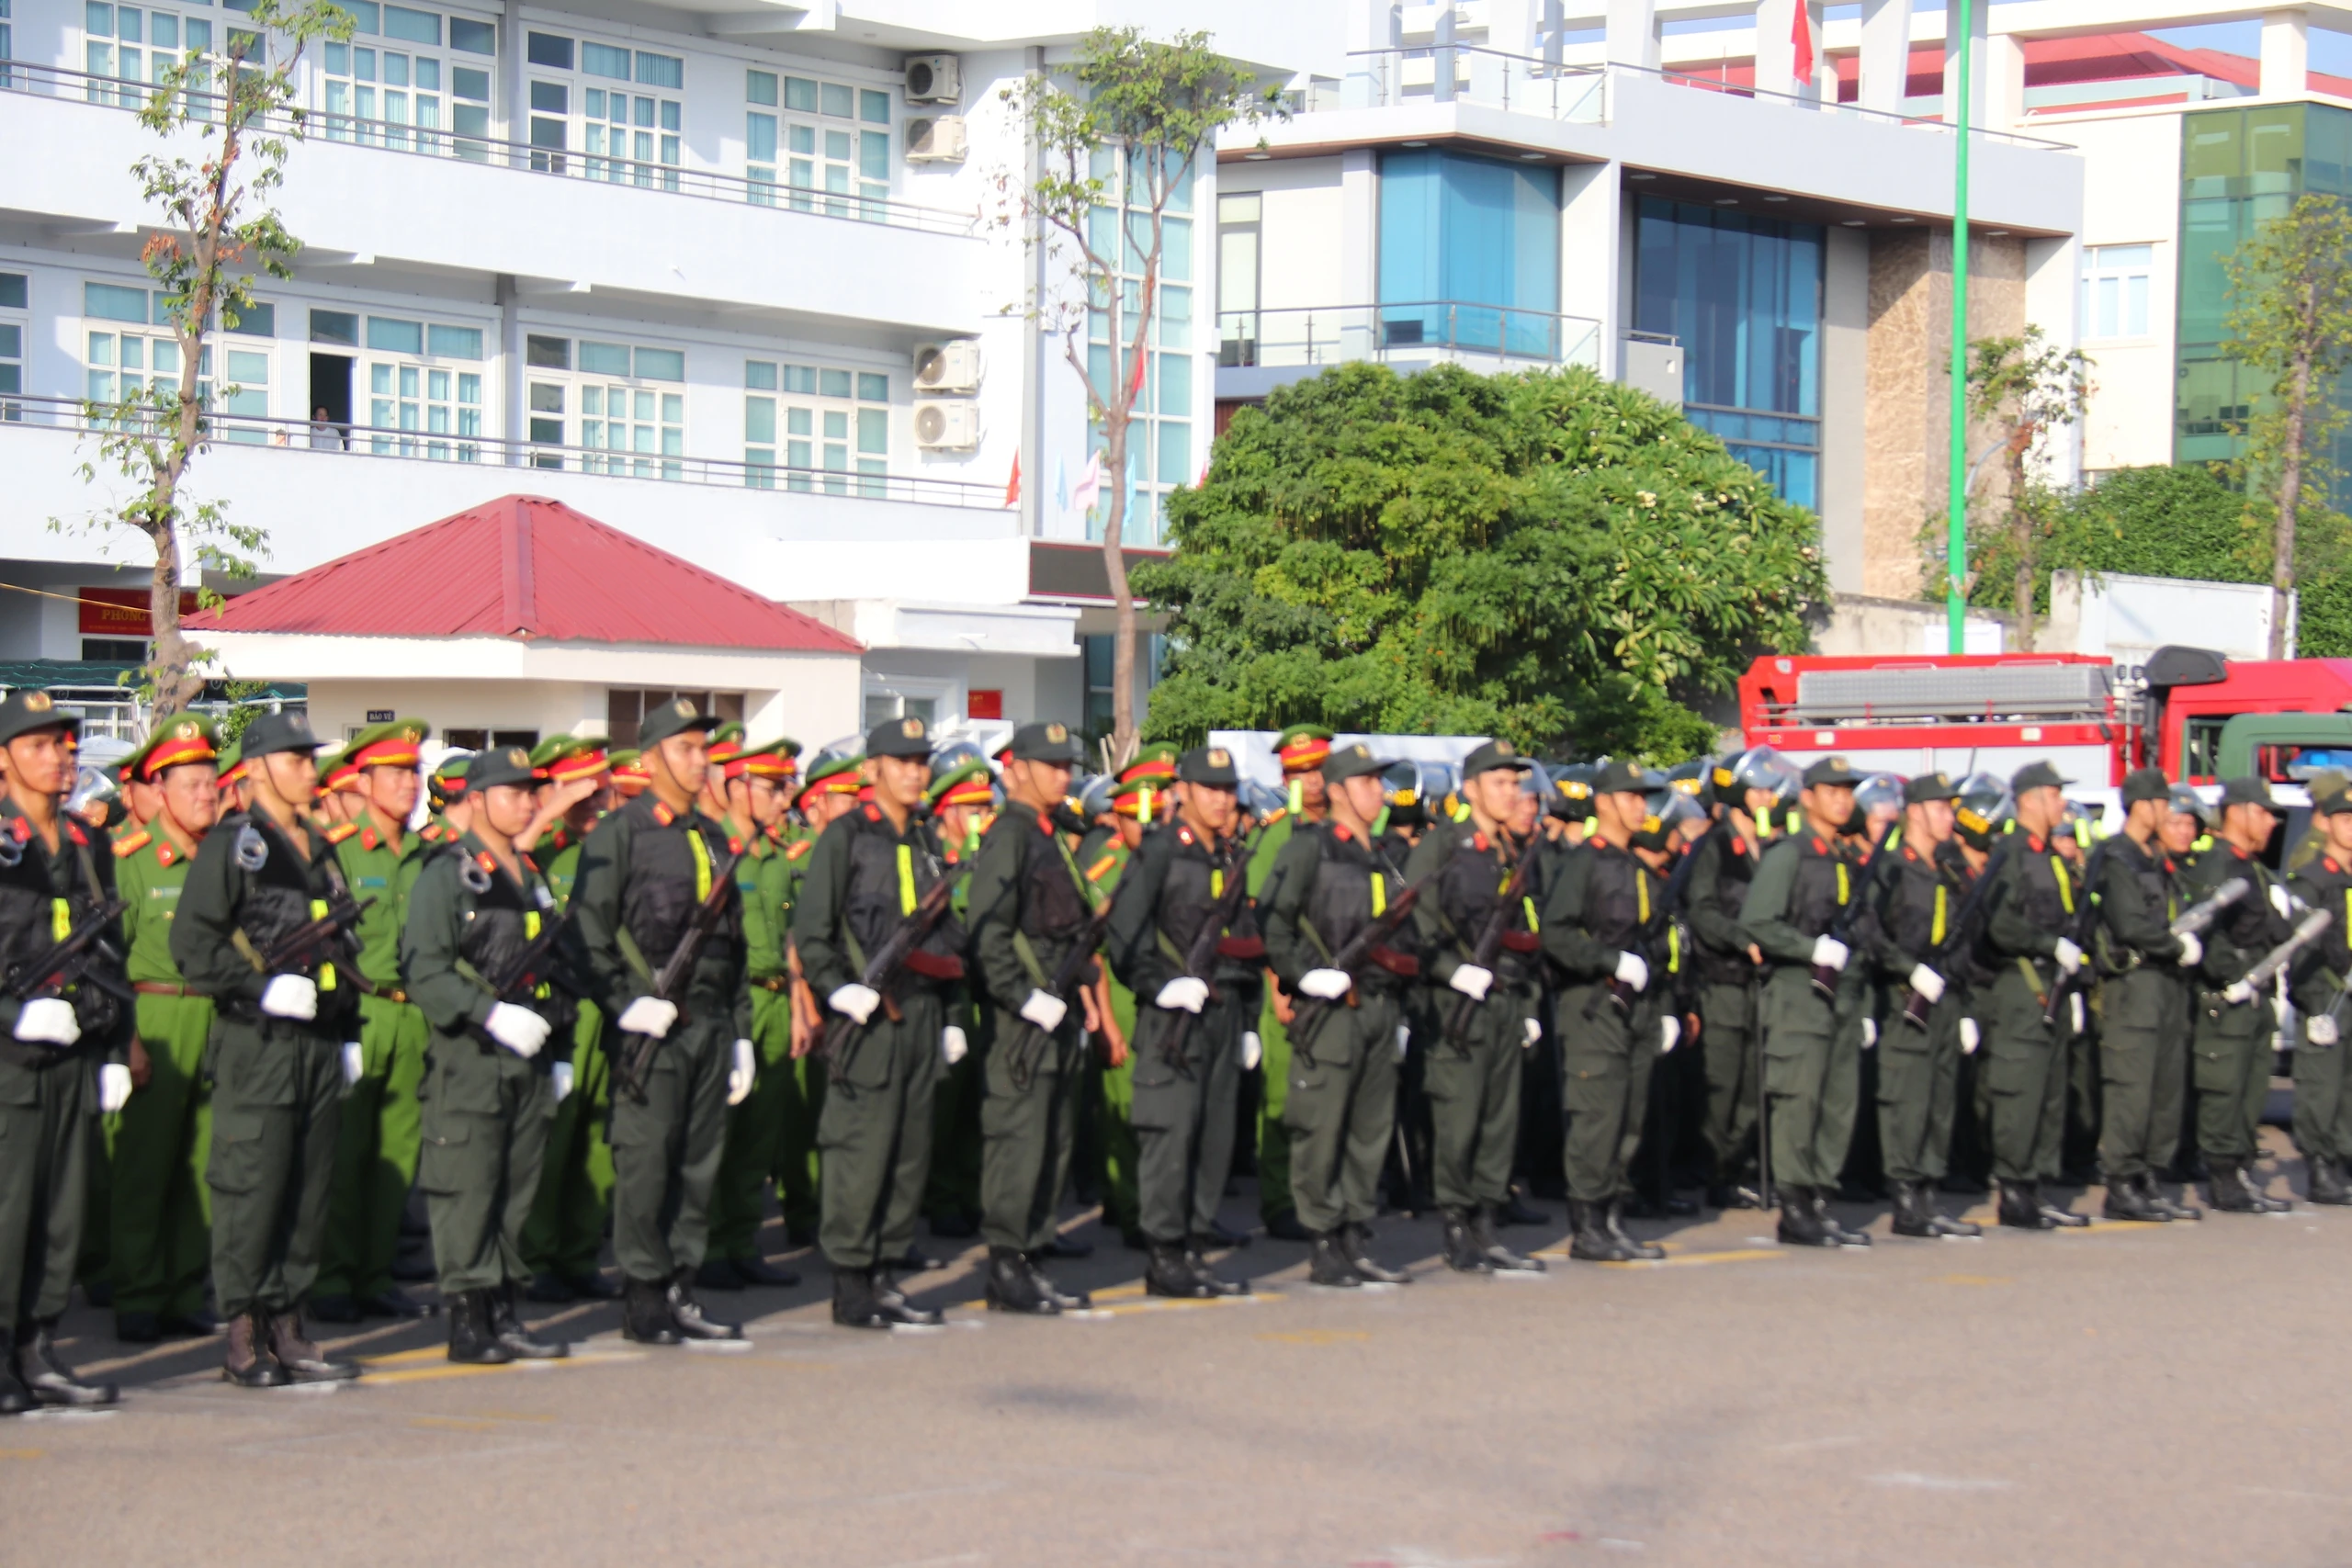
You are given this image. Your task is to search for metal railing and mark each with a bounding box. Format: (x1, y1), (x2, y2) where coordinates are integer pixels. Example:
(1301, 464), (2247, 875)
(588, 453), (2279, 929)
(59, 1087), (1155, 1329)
(0, 58), (978, 236)
(1216, 302), (1602, 371)
(0, 394), (1010, 510)
(1636, 64), (2075, 151)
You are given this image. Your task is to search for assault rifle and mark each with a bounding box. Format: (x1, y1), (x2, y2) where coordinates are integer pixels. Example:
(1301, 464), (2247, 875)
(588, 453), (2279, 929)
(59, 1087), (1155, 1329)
(818, 873), (960, 1088)
(1004, 897), (1116, 1091)
(4, 896), (134, 1035)
(2228, 906), (2333, 1001)
(1440, 829), (1547, 1053)
(1159, 836), (1261, 1080)
(614, 845), (744, 1103)
(1286, 863), (1437, 1067)
(1600, 819), (1714, 1016)
(1811, 817), (1896, 999)
(259, 890), (378, 998)
(1898, 837), (2014, 1029)
(2042, 874), (2247, 1030)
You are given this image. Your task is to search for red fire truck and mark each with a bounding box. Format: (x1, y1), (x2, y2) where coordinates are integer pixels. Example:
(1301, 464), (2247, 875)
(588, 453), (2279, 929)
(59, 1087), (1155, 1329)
(1738, 648), (2352, 786)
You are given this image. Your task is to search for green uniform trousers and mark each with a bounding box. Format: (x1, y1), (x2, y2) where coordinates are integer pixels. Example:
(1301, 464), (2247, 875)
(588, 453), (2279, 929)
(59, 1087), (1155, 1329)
(1697, 979), (1760, 1184)
(979, 1010), (1084, 1253)
(1283, 992), (1401, 1235)
(316, 993), (428, 1300)
(818, 993), (943, 1270)
(708, 986), (793, 1262)
(1131, 995), (1245, 1245)
(2294, 1018), (2351, 1170)
(521, 1004), (615, 1280)
(1255, 987), (1295, 1222)
(925, 1005), (984, 1224)
(609, 1016), (732, 1282)
(207, 1025), (344, 1318)
(1758, 967), (1858, 1191)
(107, 993), (215, 1318)
(1427, 989), (1527, 1212)
(0, 1055), (93, 1329)
(2191, 988), (2274, 1165)
(2098, 968), (2188, 1182)
(1557, 983), (1657, 1203)
(418, 1039), (555, 1294)
(1984, 965), (2068, 1184)
(1094, 980), (1142, 1235)
(1875, 988), (1961, 1185)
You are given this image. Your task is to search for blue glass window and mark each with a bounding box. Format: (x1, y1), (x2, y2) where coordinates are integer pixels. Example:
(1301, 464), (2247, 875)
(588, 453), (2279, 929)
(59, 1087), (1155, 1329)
(1377, 150), (1561, 358)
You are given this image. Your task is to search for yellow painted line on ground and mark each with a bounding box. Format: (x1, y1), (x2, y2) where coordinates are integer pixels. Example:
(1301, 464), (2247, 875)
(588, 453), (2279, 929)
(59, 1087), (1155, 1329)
(0, 1448), (45, 1459)
(1598, 1247), (1785, 1269)
(1257, 1329), (1369, 1346)
(358, 1346), (453, 1368)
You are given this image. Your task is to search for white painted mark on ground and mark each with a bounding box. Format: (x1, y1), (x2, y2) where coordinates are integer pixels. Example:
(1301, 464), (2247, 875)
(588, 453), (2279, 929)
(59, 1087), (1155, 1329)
(1869, 1472), (2013, 1492)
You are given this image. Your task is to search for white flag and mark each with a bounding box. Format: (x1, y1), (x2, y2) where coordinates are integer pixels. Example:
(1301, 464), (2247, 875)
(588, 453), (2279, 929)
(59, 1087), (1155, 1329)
(1069, 450), (1103, 519)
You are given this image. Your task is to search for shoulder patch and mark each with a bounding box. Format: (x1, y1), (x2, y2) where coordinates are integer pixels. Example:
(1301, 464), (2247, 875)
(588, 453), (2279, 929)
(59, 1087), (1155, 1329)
(360, 828), (379, 852)
(729, 835), (744, 855)
(2329, 857), (2343, 875)
(420, 823), (446, 841)
(67, 823), (85, 846)
(786, 838), (814, 863)
(1262, 808), (1287, 829)
(476, 851), (498, 874)
(1087, 852), (1118, 882)
(113, 829), (151, 858)
(1177, 826), (1195, 847)
(155, 842), (176, 868)
(651, 802), (675, 827)
(1331, 822), (1353, 842)
(324, 822), (360, 844)
(1472, 830), (1488, 853)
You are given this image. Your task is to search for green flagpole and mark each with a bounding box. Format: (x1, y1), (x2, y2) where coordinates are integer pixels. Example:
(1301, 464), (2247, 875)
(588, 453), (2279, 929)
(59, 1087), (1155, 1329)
(1947, 0), (1973, 655)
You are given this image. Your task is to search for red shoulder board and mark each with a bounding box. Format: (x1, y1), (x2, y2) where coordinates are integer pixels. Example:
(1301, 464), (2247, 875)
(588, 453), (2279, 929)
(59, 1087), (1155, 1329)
(522, 851), (542, 874)
(420, 824), (445, 840)
(1035, 812), (1054, 834)
(862, 804), (881, 822)
(1810, 836), (1826, 853)
(651, 802), (675, 827)
(324, 822), (359, 844)
(1472, 830), (1488, 852)
(67, 823), (85, 846)
(155, 841), (176, 868)
(786, 839), (814, 863)
(13, 818), (34, 843)
(113, 829), (151, 859)
(2329, 858), (2343, 874)
(1331, 822), (1353, 842)
(729, 835), (744, 855)
(360, 828), (379, 852)
(1086, 852), (1117, 882)
(2027, 834), (2045, 852)
(475, 851), (498, 875)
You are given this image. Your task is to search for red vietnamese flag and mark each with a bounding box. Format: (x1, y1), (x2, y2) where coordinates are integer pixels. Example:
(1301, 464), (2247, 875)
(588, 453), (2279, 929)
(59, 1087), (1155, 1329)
(1791, 0), (1815, 86)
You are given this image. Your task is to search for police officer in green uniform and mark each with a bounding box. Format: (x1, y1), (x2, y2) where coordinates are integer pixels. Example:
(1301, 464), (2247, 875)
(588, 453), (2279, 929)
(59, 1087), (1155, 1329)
(2092, 768), (2205, 1222)
(172, 711), (364, 1387)
(1685, 750), (1787, 1210)
(921, 758), (996, 1244)
(401, 745), (571, 1363)
(1859, 772), (1980, 1237)
(0, 691), (130, 1411)
(775, 753), (863, 1247)
(1405, 739), (1546, 1274)
(567, 698), (754, 1344)
(1740, 755), (1872, 1247)
(1080, 762), (1155, 1247)
(1105, 745), (1260, 1298)
(1262, 741), (1418, 1289)
(1541, 759), (1672, 1262)
(1249, 723), (1334, 1243)
(2288, 784), (2352, 1205)
(2188, 776), (2298, 1213)
(794, 717), (960, 1329)
(106, 716), (225, 1342)
(964, 720), (1098, 1314)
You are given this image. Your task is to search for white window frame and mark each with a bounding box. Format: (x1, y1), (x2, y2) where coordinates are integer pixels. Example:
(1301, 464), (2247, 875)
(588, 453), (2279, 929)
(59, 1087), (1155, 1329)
(523, 332), (684, 478)
(2080, 243), (2156, 343)
(743, 67), (890, 215)
(80, 0), (217, 108)
(355, 312), (487, 459)
(523, 28), (683, 189)
(742, 356), (888, 493)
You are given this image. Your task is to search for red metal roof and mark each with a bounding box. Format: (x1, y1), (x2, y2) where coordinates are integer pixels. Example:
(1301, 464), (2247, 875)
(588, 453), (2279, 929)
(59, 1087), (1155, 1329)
(186, 494), (862, 654)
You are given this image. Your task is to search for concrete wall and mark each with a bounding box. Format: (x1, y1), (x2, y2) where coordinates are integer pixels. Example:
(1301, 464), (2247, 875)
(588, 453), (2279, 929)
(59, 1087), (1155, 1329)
(1815, 592), (2007, 656)
(2062, 113), (2185, 475)
(1820, 225), (1871, 595)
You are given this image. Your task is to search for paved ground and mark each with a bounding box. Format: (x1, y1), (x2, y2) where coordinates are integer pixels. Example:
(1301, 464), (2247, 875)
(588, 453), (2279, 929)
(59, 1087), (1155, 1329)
(10, 1124), (2352, 1568)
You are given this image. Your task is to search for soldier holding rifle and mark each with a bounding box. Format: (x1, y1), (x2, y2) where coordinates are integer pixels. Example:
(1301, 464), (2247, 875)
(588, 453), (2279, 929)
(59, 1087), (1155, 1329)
(2287, 782), (2352, 1206)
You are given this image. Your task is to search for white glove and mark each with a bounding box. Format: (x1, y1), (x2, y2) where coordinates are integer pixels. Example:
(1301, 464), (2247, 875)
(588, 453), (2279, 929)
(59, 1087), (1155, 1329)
(617, 996), (679, 1037)
(484, 1002), (550, 1058)
(1449, 964), (1495, 1001)
(1523, 1017), (1543, 1048)
(1860, 1017), (1877, 1049)
(1908, 964), (1946, 1004)
(2223, 979), (2256, 1005)
(825, 985), (878, 1027)
(1660, 1017), (1680, 1055)
(728, 1038), (755, 1104)
(1959, 1017), (1981, 1055)
(259, 974), (318, 1021)
(2069, 993), (2086, 1034)
(1614, 951), (1650, 992)
(1297, 967), (1352, 1001)
(13, 997), (80, 1045)
(2271, 882), (2293, 919)
(1396, 1023), (1411, 1061)
(1156, 976), (1209, 1013)
(941, 1024), (968, 1065)
(1238, 1030), (1262, 1070)
(2174, 931), (2202, 970)
(1810, 936), (1848, 972)
(2053, 938), (2084, 976)
(1019, 988), (1069, 1032)
(2308, 1013), (2340, 1047)
(97, 1062), (132, 1113)
(341, 1042), (365, 1087)
(551, 1061), (575, 1102)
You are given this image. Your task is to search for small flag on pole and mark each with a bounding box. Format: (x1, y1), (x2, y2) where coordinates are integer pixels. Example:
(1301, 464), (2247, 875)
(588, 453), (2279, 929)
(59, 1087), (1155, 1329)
(1004, 452), (1021, 507)
(1791, 0), (1815, 85)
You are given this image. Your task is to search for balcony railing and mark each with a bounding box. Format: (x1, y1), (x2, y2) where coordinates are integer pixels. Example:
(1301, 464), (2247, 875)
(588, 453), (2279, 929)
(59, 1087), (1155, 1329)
(0, 394), (1009, 510)
(1217, 302), (1602, 372)
(0, 58), (978, 236)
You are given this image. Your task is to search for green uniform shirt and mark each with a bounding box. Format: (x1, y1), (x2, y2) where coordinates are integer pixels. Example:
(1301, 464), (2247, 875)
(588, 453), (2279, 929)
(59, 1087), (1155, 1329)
(329, 806), (435, 989)
(114, 826), (198, 986)
(967, 798), (1102, 1010)
(568, 794), (752, 1039)
(530, 822), (588, 911)
(400, 829), (568, 1041)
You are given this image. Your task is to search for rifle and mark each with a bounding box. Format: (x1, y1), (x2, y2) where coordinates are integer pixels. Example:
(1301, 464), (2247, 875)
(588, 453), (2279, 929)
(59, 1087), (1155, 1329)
(2225, 906), (2333, 1001)
(816, 872), (960, 1089)
(1810, 818), (1896, 999)
(2044, 874), (2248, 1030)
(1440, 828), (1547, 1053)
(1599, 820), (1713, 1016)
(259, 890), (378, 998)
(1898, 836), (2015, 1029)
(1157, 835), (1261, 1080)
(1004, 897), (1116, 1091)
(614, 845), (745, 1103)
(1286, 863), (1438, 1067)
(4, 897), (134, 1036)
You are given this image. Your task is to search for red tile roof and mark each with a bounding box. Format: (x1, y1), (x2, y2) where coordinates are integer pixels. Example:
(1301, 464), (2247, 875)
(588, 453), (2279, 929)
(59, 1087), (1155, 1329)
(186, 494), (861, 654)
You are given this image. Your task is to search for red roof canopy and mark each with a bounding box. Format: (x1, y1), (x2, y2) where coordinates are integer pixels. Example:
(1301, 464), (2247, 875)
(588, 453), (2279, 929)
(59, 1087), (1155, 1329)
(187, 495), (861, 654)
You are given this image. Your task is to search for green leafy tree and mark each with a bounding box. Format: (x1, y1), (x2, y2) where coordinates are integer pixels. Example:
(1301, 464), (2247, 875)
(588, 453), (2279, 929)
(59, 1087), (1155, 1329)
(996, 28), (1282, 762)
(1136, 362), (1827, 761)
(1958, 325), (2088, 649)
(58, 1), (349, 716)
(2222, 192), (2352, 659)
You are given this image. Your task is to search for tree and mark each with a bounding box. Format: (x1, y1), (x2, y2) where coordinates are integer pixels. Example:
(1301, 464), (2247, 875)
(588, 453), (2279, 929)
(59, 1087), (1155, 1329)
(1134, 362), (1828, 761)
(62, 0), (348, 716)
(2223, 192), (2352, 660)
(1958, 325), (2088, 649)
(998, 28), (1282, 763)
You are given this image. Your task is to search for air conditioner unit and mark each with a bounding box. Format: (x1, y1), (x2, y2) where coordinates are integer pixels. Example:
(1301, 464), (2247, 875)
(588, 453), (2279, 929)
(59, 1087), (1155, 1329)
(904, 54), (960, 103)
(913, 400), (978, 451)
(912, 339), (981, 393)
(905, 115), (967, 164)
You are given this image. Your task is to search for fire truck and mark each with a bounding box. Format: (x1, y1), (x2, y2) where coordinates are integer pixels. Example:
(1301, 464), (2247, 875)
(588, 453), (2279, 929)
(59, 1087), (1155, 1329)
(1737, 648), (2352, 788)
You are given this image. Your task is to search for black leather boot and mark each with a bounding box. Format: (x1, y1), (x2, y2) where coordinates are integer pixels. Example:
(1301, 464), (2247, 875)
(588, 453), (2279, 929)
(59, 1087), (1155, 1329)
(2036, 1190), (2092, 1227)
(1775, 1187), (1837, 1247)
(1440, 1209), (1490, 1273)
(2243, 1167), (2293, 1213)
(1307, 1231), (1363, 1288)
(1567, 1200), (1634, 1261)
(267, 1308), (361, 1382)
(868, 1267), (944, 1326)
(447, 1289), (514, 1365)
(1810, 1189), (1871, 1247)
(1341, 1223), (1413, 1284)
(17, 1323), (117, 1407)
(0, 1329), (32, 1415)
(1023, 1254), (1091, 1311)
(1998, 1179), (2057, 1229)
(831, 1268), (887, 1330)
(2142, 1171), (2201, 1221)
(1606, 1199), (1668, 1259)
(2314, 1160), (2352, 1206)
(492, 1284), (567, 1359)
(984, 1246), (1058, 1314)
(1185, 1245), (1250, 1297)
(220, 1310), (288, 1389)
(1472, 1206), (1544, 1272)
(621, 1276), (683, 1345)
(2208, 1160), (2261, 1213)
(668, 1269), (745, 1340)
(2103, 1175), (2165, 1222)
(1925, 1188), (1982, 1237)
(1890, 1181), (1935, 1237)
(1145, 1240), (1212, 1299)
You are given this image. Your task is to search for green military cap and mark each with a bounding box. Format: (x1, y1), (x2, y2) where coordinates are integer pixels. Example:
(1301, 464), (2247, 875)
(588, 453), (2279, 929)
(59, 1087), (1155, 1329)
(1802, 755), (1859, 789)
(2217, 775), (2278, 811)
(1904, 771), (1962, 805)
(1320, 739), (1386, 784)
(2312, 783), (2352, 816)
(467, 743), (538, 793)
(1177, 744), (1239, 786)
(865, 714), (933, 759)
(2010, 760), (2073, 795)
(241, 709), (324, 759)
(925, 757), (994, 807)
(126, 713), (222, 781)
(2166, 784), (2208, 823)
(345, 716), (429, 772)
(1460, 738), (1531, 779)
(0, 689), (80, 747)
(2120, 766), (2171, 807)
(1006, 719), (1083, 765)
(1591, 758), (1649, 795)
(639, 694), (717, 750)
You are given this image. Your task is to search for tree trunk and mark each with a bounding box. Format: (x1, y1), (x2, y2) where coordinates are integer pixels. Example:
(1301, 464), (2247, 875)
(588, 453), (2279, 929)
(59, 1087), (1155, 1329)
(2007, 446), (2034, 650)
(1100, 417), (1136, 767)
(2274, 349), (2311, 661)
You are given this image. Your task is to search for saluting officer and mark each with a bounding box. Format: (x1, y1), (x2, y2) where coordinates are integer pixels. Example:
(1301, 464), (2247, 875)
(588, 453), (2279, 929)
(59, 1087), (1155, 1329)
(1262, 741), (1418, 1289)
(568, 697), (754, 1346)
(1403, 738), (1544, 1274)
(400, 745), (571, 1364)
(2093, 768), (2205, 1222)
(1104, 745), (1260, 1299)
(2187, 776), (2299, 1213)
(2288, 783), (2352, 1206)
(965, 720), (1096, 1314)
(172, 711), (363, 1387)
